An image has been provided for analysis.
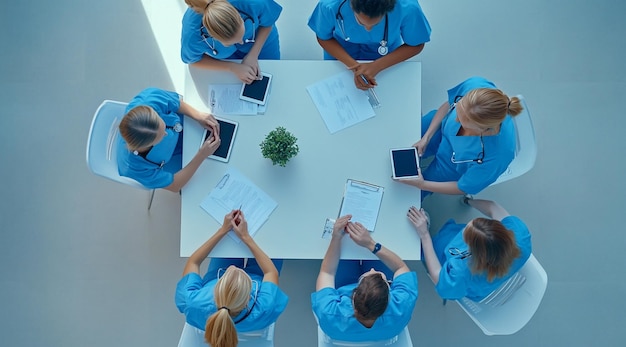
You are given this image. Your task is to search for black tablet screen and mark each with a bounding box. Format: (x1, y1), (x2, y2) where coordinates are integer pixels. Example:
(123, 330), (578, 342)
(242, 75), (270, 101)
(204, 120), (236, 159)
(392, 149), (419, 177)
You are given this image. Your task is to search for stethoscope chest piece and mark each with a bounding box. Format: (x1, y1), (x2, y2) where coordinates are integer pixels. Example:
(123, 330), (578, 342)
(378, 41), (388, 55)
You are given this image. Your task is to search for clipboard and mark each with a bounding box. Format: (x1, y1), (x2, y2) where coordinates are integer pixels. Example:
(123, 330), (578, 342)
(338, 179), (384, 232)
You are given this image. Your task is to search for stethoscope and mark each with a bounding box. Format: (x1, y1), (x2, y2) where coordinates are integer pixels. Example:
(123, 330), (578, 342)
(200, 9), (256, 56)
(133, 123), (183, 167)
(335, 0), (389, 56)
(447, 96), (485, 165)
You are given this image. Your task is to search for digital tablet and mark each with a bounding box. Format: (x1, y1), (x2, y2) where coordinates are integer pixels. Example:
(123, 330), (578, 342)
(201, 118), (239, 162)
(390, 148), (420, 179)
(239, 72), (272, 105)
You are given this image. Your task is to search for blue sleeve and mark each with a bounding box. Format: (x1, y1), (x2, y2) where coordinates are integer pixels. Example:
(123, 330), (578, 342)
(241, 0), (282, 27)
(456, 158), (511, 195)
(436, 259), (471, 300)
(387, 272), (418, 315)
(248, 282), (288, 327)
(398, 0), (431, 46)
(181, 8), (207, 64)
(307, 0), (337, 40)
(311, 287), (341, 318)
(129, 87), (181, 116)
(447, 76), (497, 104)
(175, 273), (204, 314)
(131, 167), (174, 189)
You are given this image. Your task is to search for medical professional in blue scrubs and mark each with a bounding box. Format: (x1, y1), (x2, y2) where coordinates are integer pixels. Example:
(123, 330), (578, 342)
(407, 198), (532, 301)
(117, 87), (220, 192)
(312, 215), (418, 342)
(176, 210), (288, 347)
(181, 0), (282, 84)
(308, 0), (430, 90)
(396, 77), (524, 199)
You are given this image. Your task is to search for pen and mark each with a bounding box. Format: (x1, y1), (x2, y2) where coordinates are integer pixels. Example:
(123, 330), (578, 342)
(359, 74), (381, 106)
(210, 90), (216, 109)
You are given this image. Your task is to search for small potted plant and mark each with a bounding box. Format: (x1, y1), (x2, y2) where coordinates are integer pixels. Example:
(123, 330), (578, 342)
(259, 126), (299, 167)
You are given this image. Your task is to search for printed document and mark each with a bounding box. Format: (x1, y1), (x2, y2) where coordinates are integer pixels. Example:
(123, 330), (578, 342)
(306, 70), (375, 134)
(200, 167), (278, 242)
(339, 179), (384, 232)
(208, 84), (258, 116)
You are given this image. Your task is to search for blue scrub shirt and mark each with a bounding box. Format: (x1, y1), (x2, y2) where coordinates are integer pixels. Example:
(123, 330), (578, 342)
(311, 272), (418, 342)
(181, 0), (282, 63)
(433, 216), (532, 301)
(117, 88), (183, 189)
(175, 271), (289, 332)
(308, 0), (431, 60)
(421, 76), (517, 195)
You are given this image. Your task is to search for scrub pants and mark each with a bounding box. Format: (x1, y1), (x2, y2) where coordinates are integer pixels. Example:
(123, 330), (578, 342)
(334, 260), (394, 288)
(203, 258), (284, 284)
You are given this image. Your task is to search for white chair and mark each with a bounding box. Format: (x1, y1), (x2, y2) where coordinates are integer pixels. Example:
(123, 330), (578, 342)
(177, 322), (275, 347)
(317, 326), (413, 347)
(85, 100), (156, 210)
(491, 95), (537, 185)
(454, 254), (548, 335)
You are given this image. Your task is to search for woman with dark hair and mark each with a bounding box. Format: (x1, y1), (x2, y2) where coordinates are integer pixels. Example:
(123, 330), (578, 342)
(312, 215), (418, 341)
(308, 0), (430, 90)
(408, 199), (532, 301)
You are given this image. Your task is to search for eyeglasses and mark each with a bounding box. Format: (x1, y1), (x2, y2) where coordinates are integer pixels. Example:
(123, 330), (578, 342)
(358, 271), (392, 288)
(448, 247), (472, 259)
(216, 267), (259, 324)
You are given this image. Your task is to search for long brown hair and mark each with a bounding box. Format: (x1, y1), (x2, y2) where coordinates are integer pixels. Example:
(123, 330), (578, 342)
(204, 267), (251, 347)
(460, 88), (523, 129)
(463, 218), (521, 281)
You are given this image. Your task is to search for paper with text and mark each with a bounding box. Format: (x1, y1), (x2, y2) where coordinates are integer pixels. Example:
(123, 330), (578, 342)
(306, 70), (375, 134)
(209, 84), (258, 116)
(200, 167), (277, 242)
(339, 179), (384, 232)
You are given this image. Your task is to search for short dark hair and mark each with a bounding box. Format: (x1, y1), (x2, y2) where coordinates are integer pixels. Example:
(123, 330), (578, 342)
(352, 274), (389, 320)
(350, 0), (396, 18)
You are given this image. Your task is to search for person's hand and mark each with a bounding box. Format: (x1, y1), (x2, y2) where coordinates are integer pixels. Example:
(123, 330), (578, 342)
(407, 206), (430, 239)
(345, 222), (374, 248)
(231, 210), (250, 240)
(332, 215), (352, 238)
(196, 112), (220, 136)
(351, 62), (380, 90)
(219, 210), (238, 234)
(241, 55), (261, 81)
(392, 167), (424, 188)
(230, 63), (258, 84)
(412, 137), (430, 157)
(198, 134), (221, 157)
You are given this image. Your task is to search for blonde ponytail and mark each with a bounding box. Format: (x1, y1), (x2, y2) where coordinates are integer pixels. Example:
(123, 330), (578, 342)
(461, 88), (524, 129)
(118, 106), (161, 151)
(204, 267), (252, 347)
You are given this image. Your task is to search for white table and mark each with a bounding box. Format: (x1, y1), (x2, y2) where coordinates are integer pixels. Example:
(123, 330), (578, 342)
(181, 60), (422, 260)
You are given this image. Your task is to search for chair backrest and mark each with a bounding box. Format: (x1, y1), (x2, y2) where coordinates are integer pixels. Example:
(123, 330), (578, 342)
(177, 322), (275, 347)
(456, 254), (548, 335)
(491, 95), (537, 185)
(85, 100), (146, 190)
(317, 326), (413, 347)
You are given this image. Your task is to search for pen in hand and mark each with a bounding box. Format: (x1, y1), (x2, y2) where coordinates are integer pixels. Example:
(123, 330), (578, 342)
(359, 74), (381, 106)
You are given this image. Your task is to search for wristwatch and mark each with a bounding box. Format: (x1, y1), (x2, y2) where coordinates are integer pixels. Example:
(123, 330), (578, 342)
(372, 242), (382, 255)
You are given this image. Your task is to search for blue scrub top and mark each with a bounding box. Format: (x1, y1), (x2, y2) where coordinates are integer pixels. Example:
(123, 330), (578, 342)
(181, 0), (282, 63)
(117, 88), (183, 189)
(421, 76), (517, 195)
(432, 216), (532, 301)
(311, 272), (418, 342)
(308, 0), (431, 60)
(175, 271), (289, 332)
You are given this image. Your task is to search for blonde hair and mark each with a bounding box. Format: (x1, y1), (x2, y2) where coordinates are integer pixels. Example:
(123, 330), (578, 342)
(205, 267), (252, 347)
(463, 218), (521, 282)
(459, 88), (523, 129)
(186, 0), (242, 42)
(118, 106), (161, 151)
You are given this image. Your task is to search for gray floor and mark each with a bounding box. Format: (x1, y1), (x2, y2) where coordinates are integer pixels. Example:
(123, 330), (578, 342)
(1, 0), (625, 346)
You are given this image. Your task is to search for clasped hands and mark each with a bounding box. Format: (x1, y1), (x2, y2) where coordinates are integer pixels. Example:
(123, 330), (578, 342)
(218, 209), (251, 240)
(332, 215), (375, 249)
